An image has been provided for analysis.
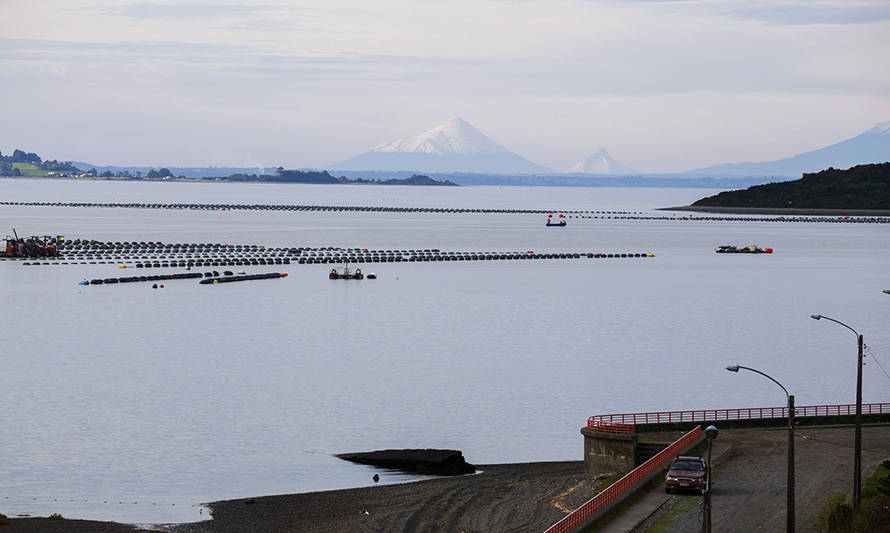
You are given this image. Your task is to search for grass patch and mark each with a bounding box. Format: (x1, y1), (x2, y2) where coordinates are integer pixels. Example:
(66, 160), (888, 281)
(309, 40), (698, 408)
(815, 458), (890, 532)
(11, 162), (47, 176)
(645, 495), (700, 533)
(583, 475), (666, 532)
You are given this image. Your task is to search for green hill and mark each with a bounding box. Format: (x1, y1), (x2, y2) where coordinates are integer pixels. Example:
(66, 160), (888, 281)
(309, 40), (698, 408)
(692, 163), (890, 210)
(12, 162), (45, 176)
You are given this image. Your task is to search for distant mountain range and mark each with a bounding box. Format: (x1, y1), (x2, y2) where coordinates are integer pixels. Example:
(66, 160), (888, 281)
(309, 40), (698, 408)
(34, 118), (890, 185)
(567, 147), (635, 174)
(689, 121), (890, 177)
(332, 117), (551, 174)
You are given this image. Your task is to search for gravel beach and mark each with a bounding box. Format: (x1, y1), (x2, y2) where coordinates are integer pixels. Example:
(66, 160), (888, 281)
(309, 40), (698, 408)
(172, 461), (591, 533)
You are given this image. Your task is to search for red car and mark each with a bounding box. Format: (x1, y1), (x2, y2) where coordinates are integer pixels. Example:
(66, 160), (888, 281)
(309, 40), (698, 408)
(664, 456), (707, 493)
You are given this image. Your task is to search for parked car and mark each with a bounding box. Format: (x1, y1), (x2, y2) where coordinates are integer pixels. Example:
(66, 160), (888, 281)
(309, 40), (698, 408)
(665, 455), (707, 493)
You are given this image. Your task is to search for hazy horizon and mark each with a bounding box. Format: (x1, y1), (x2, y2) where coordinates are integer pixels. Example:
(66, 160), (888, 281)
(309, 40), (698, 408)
(2, 0), (889, 173)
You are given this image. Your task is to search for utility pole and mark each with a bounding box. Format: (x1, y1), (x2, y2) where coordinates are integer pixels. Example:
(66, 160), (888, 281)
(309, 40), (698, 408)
(854, 334), (863, 507)
(788, 394), (795, 533)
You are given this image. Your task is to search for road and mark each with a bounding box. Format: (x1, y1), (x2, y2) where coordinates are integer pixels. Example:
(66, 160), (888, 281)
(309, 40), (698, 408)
(636, 425), (890, 532)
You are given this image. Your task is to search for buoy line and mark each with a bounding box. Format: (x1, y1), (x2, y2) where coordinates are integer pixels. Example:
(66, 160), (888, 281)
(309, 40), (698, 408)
(0, 200), (641, 215)
(1, 201), (887, 223)
(0, 493), (206, 513)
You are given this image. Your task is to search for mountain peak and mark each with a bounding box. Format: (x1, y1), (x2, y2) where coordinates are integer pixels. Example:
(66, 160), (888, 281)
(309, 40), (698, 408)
(332, 117), (551, 174)
(865, 121), (890, 136)
(689, 121), (890, 176)
(372, 117), (509, 156)
(568, 147), (635, 174)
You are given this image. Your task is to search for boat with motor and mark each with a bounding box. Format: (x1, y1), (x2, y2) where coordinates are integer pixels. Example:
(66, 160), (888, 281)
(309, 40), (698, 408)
(330, 263), (363, 280)
(546, 214), (567, 227)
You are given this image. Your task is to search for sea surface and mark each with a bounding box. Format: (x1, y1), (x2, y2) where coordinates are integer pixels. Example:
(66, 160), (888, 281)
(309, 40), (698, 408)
(1, 179), (889, 524)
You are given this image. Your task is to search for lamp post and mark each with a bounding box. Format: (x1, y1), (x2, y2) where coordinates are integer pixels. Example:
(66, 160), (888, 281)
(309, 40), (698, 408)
(701, 425), (718, 533)
(726, 365), (794, 532)
(810, 313), (863, 508)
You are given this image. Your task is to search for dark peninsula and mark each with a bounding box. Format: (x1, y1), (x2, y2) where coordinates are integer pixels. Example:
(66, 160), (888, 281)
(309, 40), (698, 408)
(219, 169), (457, 186)
(665, 162), (890, 214)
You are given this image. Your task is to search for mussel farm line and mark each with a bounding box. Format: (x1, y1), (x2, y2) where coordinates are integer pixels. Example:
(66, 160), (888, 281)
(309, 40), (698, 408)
(2, 201), (888, 223)
(83, 271), (288, 286)
(2, 238), (654, 266)
(0, 201), (636, 216)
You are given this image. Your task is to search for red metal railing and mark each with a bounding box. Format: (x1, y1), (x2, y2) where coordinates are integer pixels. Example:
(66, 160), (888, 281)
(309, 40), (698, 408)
(587, 420), (635, 434)
(587, 402), (890, 429)
(545, 426), (702, 533)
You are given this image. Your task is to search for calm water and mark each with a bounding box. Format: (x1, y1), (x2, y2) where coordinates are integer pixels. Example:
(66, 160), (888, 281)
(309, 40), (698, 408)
(1, 179), (888, 524)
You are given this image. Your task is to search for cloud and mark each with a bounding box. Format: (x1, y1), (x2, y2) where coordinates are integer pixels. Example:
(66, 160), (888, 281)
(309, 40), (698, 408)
(0, 37), (484, 83)
(723, 2), (890, 25)
(103, 3), (284, 19)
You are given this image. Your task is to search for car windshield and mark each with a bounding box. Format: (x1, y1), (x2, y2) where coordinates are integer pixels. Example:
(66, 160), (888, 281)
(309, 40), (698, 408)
(671, 460), (704, 471)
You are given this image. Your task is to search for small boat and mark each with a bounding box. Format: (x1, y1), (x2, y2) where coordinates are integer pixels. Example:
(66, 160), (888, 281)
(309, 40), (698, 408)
(367, 272), (377, 279)
(546, 214), (567, 227)
(715, 245), (773, 254)
(330, 263), (363, 280)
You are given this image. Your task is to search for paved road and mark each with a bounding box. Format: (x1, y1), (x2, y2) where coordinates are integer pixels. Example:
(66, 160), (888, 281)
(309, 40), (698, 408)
(635, 425), (890, 533)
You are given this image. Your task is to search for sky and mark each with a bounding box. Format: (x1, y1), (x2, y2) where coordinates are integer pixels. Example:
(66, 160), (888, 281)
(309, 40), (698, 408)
(1, 0), (889, 173)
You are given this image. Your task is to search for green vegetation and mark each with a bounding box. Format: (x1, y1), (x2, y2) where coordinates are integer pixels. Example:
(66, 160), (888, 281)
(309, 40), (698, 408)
(583, 475), (664, 532)
(692, 162), (890, 209)
(816, 459), (890, 532)
(1, 148), (83, 177)
(12, 162), (44, 176)
(645, 495), (700, 533)
(47, 513), (63, 520)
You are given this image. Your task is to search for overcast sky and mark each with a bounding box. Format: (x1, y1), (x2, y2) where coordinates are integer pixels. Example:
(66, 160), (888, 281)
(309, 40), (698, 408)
(1, 0), (889, 172)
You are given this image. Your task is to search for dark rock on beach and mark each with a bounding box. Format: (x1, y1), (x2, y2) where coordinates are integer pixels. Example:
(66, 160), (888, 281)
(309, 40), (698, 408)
(337, 448), (476, 475)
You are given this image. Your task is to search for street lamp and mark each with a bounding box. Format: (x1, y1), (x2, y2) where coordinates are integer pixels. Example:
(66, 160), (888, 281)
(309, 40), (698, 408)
(726, 365), (794, 532)
(701, 425), (718, 533)
(810, 313), (864, 507)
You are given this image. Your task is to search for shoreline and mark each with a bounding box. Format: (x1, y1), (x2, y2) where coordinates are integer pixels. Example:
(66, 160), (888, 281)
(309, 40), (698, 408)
(660, 205), (890, 216)
(5, 461), (590, 532)
(172, 460), (588, 533)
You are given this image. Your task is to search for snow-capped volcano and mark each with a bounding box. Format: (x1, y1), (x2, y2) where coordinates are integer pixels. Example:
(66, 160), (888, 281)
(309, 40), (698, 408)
(567, 148), (636, 174)
(373, 117), (508, 156)
(332, 117), (550, 174)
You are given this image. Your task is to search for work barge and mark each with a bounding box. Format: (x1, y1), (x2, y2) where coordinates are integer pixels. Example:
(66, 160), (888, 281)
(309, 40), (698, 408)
(4, 231), (63, 258)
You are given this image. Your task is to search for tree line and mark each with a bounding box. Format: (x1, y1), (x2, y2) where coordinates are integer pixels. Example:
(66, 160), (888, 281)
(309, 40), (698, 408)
(0, 148), (81, 175)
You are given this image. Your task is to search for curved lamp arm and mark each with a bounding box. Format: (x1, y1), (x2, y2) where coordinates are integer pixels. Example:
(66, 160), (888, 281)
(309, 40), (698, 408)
(810, 314), (859, 337)
(726, 364), (789, 400)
